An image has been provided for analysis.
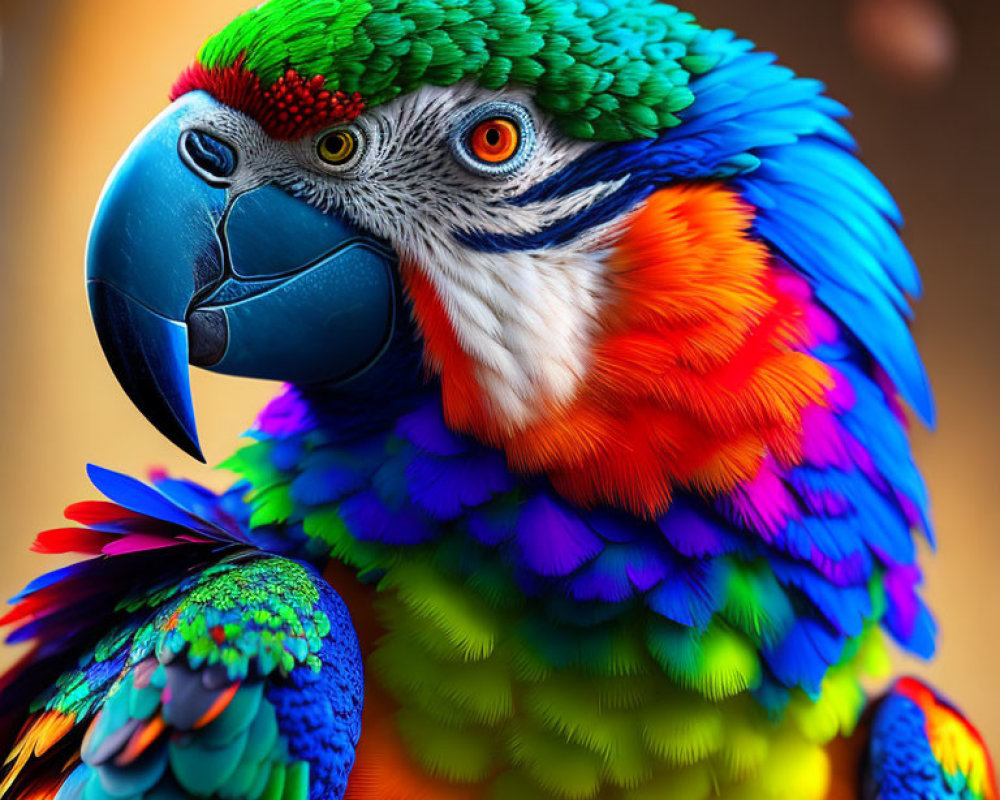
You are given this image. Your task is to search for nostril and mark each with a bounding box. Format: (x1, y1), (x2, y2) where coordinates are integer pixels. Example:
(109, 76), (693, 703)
(179, 130), (237, 185)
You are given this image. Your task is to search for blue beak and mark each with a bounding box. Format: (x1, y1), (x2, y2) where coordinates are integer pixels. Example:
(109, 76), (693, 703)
(86, 93), (397, 460)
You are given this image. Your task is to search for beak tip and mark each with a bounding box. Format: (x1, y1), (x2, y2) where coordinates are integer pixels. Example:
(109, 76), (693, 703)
(131, 399), (205, 464)
(88, 281), (206, 463)
(171, 430), (206, 463)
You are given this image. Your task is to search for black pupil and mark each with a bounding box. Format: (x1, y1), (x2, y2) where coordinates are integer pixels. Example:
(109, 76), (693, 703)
(327, 133), (349, 157)
(485, 127), (501, 146)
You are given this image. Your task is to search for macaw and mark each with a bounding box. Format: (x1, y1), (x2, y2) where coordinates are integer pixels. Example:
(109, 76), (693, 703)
(0, 1), (995, 798)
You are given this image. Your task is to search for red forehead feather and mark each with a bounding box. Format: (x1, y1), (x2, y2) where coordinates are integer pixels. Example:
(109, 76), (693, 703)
(170, 56), (364, 140)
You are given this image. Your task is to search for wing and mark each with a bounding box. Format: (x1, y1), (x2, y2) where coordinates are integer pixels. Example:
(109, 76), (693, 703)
(0, 467), (363, 800)
(865, 677), (997, 800)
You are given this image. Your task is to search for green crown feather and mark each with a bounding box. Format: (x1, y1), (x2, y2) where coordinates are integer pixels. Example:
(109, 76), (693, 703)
(195, 0), (716, 140)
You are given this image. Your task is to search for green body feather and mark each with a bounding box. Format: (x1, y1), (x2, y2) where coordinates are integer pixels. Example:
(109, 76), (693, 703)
(225, 438), (893, 799)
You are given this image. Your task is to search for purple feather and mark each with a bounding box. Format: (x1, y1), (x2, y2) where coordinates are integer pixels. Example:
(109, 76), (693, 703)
(882, 577), (918, 644)
(102, 535), (185, 556)
(405, 451), (513, 521)
(565, 547), (636, 603)
(395, 399), (471, 457)
(514, 495), (602, 577)
(657, 498), (746, 559)
(255, 385), (314, 437)
(339, 490), (437, 546)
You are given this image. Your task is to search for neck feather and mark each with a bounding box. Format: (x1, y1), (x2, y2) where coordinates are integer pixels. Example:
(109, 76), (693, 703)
(403, 184), (835, 517)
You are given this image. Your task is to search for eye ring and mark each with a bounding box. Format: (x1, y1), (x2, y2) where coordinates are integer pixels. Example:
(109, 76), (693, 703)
(316, 126), (364, 169)
(450, 101), (536, 177)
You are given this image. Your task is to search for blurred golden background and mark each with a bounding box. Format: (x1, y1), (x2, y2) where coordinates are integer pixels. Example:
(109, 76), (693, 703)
(0, 0), (996, 752)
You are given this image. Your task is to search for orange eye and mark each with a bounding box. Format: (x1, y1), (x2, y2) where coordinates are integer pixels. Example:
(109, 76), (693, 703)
(469, 118), (520, 163)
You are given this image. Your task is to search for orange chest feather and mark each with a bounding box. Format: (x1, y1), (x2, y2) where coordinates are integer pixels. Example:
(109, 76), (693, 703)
(402, 184), (835, 518)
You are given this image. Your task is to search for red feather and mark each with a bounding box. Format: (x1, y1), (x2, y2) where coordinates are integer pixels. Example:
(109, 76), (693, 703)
(31, 528), (116, 556)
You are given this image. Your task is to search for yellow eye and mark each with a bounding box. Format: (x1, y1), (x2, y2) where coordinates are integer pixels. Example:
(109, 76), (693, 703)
(317, 129), (358, 166)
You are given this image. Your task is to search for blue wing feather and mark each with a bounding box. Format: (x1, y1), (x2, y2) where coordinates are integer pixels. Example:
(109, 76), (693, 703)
(866, 679), (998, 800)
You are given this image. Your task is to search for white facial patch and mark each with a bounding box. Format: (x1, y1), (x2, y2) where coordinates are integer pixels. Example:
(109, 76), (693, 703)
(198, 84), (632, 428)
(406, 214), (621, 427)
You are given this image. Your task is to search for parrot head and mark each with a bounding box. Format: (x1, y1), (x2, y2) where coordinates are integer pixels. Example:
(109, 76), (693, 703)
(87, 0), (930, 516)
